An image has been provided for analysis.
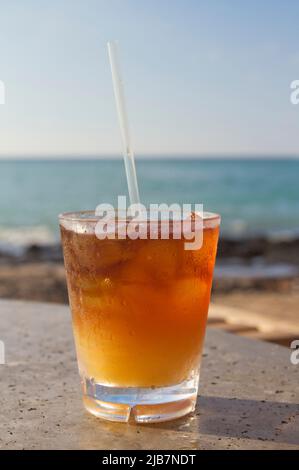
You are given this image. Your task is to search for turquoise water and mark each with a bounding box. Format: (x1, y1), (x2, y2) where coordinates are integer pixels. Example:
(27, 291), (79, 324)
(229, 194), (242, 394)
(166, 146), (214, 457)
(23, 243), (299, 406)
(0, 158), (298, 240)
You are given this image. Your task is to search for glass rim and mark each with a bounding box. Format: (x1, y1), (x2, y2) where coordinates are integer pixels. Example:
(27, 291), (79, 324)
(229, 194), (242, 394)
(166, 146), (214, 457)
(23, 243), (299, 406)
(58, 209), (221, 224)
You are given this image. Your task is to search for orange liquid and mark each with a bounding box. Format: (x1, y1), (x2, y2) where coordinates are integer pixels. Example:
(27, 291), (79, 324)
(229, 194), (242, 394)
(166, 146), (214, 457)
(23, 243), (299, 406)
(60, 225), (219, 387)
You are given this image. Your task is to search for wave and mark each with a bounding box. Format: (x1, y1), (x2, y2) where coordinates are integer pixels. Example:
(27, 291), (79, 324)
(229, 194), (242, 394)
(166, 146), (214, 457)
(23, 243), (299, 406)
(0, 226), (56, 256)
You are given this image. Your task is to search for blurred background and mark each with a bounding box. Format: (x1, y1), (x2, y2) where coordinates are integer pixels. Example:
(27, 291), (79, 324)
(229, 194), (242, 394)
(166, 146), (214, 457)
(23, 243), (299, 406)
(0, 1), (298, 345)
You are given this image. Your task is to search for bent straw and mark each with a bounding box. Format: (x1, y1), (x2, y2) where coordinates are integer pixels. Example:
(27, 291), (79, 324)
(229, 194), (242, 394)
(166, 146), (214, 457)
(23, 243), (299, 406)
(107, 41), (140, 207)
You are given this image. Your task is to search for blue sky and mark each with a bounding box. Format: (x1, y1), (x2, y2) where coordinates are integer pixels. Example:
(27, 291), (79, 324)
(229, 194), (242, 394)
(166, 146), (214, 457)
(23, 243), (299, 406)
(0, 0), (298, 157)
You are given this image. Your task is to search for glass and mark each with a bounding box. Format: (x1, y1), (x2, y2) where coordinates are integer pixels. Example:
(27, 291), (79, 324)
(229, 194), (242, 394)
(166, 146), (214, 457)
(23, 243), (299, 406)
(59, 210), (220, 423)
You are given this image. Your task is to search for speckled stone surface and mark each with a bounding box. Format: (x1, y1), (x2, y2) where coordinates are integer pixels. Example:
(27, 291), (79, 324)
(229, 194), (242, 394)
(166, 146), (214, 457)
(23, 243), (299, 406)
(0, 299), (298, 450)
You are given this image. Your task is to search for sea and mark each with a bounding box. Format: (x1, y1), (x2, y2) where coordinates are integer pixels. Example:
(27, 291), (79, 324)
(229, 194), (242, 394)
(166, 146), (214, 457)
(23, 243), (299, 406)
(0, 158), (298, 246)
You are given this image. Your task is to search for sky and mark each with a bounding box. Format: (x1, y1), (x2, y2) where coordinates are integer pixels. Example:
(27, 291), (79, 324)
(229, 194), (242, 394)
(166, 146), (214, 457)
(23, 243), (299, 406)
(0, 0), (299, 157)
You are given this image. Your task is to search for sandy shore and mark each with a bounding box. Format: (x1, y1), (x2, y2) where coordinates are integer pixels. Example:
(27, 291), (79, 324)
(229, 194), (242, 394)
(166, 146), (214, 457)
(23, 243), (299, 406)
(213, 289), (299, 326)
(0, 235), (298, 340)
(0, 262), (68, 304)
(0, 260), (298, 328)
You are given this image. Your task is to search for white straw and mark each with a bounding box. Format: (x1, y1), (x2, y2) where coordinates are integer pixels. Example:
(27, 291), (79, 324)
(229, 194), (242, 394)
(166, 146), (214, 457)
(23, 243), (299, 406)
(107, 40), (140, 206)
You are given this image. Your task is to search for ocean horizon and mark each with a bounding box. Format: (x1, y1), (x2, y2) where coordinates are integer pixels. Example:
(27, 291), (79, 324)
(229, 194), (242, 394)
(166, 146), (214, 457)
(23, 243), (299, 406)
(1, 157), (299, 246)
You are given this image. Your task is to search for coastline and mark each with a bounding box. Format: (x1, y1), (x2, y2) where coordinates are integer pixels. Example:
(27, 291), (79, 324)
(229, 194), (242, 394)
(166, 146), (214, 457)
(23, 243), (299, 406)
(0, 234), (298, 299)
(1, 235), (298, 349)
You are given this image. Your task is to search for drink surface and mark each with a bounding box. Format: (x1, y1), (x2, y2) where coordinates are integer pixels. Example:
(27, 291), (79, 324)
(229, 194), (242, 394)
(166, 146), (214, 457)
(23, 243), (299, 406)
(60, 222), (219, 387)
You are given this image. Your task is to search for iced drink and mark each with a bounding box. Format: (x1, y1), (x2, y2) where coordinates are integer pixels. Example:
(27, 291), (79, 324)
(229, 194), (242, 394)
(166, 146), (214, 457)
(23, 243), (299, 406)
(60, 211), (220, 422)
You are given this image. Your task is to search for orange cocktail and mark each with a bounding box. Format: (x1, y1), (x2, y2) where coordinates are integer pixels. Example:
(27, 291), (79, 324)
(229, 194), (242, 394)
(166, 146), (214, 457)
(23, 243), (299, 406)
(60, 211), (220, 422)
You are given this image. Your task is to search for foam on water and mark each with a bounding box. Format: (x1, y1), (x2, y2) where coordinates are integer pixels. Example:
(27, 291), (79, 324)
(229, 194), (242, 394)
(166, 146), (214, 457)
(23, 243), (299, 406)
(0, 225), (55, 246)
(0, 225), (56, 256)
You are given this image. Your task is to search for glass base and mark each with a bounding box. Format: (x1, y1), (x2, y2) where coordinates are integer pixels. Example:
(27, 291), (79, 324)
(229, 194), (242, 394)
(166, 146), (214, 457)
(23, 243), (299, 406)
(82, 375), (199, 423)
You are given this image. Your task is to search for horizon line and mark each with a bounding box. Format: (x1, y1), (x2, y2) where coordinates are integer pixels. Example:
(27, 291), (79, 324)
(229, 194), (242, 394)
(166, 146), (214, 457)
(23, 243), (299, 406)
(0, 153), (299, 161)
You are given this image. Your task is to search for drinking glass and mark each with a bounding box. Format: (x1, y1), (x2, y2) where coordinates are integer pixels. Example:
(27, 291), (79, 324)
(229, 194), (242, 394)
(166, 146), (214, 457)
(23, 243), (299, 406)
(59, 210), (220, 423)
